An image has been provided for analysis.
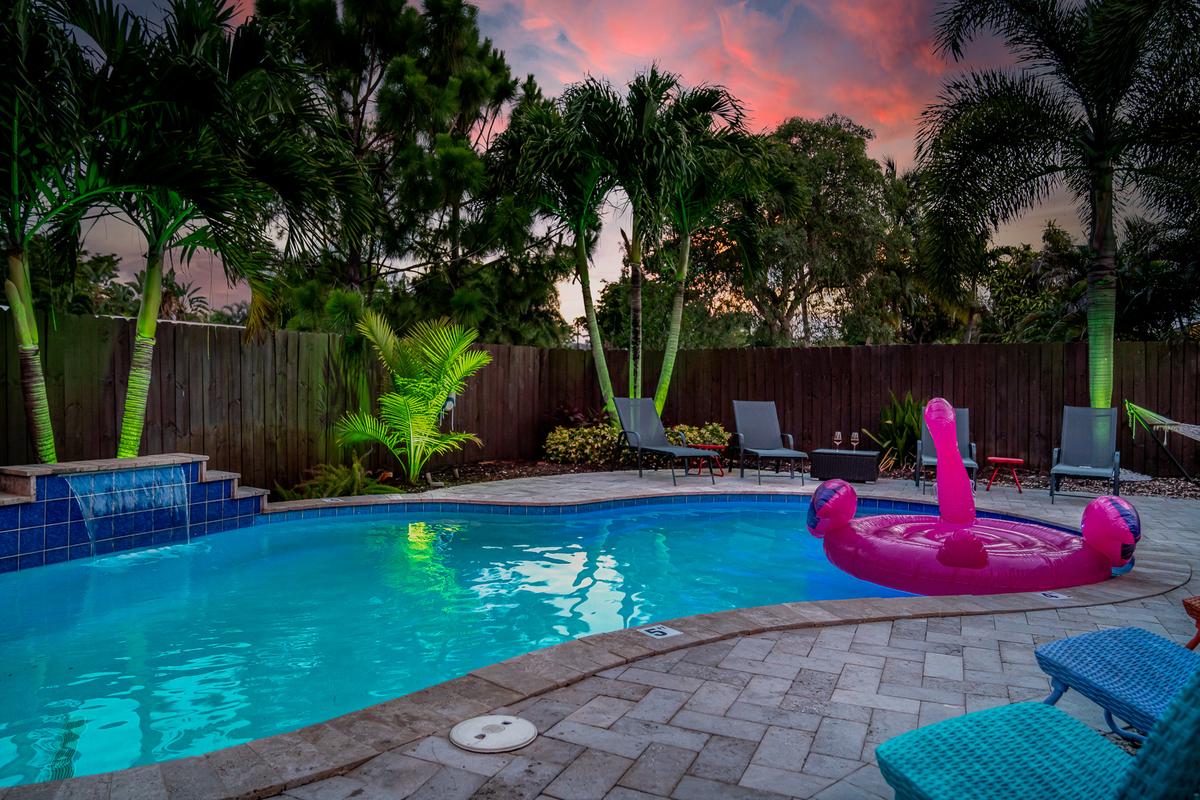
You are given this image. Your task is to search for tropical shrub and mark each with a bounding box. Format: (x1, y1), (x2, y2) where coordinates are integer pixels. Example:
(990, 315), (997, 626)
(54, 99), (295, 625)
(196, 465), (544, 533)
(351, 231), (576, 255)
(544, 424), (622, 466)
(544, 421), (730, 466)
(336, 313), (491, 485)
(862, 391), (922, 471)
(277, 453), (399, 500)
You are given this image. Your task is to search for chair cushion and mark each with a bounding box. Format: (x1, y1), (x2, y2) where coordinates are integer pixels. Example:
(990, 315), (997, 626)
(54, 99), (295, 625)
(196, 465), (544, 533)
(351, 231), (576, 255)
(1051, 464), (1116, 479)
(876, 702), (1130, 800)
(920, 456), (979, 470)
(744, 447), (807, 459)
(1035, 627), (1200, 735)
(645, 445), (720, 459)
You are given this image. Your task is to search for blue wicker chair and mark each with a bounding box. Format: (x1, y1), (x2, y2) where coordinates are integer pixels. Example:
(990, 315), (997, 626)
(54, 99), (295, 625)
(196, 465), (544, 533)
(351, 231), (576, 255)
(876, 654), (1200, 800)
(1037, 626), (1200, 741)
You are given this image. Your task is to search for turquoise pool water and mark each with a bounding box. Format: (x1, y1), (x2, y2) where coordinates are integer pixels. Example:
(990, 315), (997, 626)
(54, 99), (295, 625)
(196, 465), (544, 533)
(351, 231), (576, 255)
(0, 499), (910, 785)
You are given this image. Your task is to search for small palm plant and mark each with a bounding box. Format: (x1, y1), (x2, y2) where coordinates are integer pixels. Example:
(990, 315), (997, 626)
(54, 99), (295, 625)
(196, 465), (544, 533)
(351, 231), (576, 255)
(336, 313), (492, 485)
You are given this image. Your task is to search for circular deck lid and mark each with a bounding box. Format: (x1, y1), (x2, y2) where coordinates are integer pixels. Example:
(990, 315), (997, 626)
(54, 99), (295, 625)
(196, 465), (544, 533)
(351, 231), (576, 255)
(449, 715), (537, 753)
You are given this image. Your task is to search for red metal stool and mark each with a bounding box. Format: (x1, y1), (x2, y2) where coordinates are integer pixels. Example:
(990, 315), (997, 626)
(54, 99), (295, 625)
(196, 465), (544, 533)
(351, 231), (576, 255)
(686, 444), (726, 477)
(986, 456), (1024, 492)
(1184, 596), (1200, 650)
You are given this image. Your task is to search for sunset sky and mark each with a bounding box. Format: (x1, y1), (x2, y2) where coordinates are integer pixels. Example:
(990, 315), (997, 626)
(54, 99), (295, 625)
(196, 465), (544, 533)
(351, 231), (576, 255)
(89, 0), (1081, 320)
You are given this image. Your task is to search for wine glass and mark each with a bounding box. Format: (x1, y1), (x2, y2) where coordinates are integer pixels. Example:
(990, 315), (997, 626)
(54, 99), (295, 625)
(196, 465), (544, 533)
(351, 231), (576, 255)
(833, 431), (843, 450)
(850, 432), (860, 451)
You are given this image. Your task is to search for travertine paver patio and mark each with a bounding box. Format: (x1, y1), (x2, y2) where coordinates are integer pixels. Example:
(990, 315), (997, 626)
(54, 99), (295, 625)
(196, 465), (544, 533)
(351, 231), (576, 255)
(268, 473), (1199, 800)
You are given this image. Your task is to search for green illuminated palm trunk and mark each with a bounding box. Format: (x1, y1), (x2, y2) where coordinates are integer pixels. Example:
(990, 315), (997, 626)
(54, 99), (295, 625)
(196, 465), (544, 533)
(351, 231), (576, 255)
(117, 248), (164, 457)
(627, 215), (643, 399)
(5, 250), (57, 463)
(1087, 166), (1117, 409)
(576, 234), (617, 422)
(653, 234), (689, 413)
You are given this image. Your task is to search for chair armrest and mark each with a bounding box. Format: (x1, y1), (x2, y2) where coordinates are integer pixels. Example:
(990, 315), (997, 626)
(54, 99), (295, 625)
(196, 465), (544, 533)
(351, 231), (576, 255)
(734, 432), (745, 452)
(1052, 447), (1060, 466)
(782, 433), (794, 449)
(1114, 451), (1120, 473)
(916, 440), (924, 461)
(969, 442), (977, 460)
(621, 430), (642, 449)
(677, 430), (689, 446)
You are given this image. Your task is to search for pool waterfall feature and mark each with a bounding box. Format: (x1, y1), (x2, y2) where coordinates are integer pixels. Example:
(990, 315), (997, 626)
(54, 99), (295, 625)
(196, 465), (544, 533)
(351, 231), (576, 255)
(0, 454), (266, 573)
(62, 465), (191, 556)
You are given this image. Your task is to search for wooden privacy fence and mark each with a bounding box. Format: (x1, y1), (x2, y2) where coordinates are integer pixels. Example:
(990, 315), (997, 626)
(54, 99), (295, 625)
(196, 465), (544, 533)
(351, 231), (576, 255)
(2, 310), (1197, 488)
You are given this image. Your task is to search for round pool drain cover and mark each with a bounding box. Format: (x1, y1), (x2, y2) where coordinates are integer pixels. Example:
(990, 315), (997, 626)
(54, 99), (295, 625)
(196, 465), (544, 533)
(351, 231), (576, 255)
(449, 715), (537, 753)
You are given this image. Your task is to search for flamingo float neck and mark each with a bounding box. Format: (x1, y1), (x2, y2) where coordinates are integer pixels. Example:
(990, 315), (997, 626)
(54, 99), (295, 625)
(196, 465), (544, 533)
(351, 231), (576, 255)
(925, 398), (976, 527)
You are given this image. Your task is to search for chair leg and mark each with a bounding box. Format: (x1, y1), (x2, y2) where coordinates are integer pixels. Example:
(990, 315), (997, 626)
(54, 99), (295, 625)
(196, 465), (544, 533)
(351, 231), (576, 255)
(740, 450), (745, 480)
(670, 461), (678, 486)
(1103, 710), (1146, 743)
(757, 461), (762, 486)
(1043, 678), (1068, 706)
(637, 449), (643, 478)
(707, 457), (716, 485)
(1049, 475), (1056, 504)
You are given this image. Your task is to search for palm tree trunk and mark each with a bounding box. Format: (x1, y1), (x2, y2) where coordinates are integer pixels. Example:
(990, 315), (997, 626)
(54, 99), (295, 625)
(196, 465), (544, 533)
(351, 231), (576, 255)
(575, 233), (617, 422)
(1087, 165), (1118, 409)
(5, 250), (57, 463)
(117, 248), (164, 458)
(627, 215), (643, 398)
(653, 233), (689, 413)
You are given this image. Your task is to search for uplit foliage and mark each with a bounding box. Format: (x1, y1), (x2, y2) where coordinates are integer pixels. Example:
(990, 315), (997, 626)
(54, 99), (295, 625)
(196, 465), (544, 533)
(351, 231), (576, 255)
(920, 0), (1200, 406)
(336, 313), (491, 484)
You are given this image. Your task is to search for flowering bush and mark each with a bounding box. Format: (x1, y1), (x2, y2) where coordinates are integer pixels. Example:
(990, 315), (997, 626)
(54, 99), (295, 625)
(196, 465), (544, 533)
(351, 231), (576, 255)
(544, 421), (730, 466)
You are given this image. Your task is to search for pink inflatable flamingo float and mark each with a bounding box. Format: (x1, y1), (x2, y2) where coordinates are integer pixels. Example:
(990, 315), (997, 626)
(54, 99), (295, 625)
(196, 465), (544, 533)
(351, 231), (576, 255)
(807, 398), (1140, 595)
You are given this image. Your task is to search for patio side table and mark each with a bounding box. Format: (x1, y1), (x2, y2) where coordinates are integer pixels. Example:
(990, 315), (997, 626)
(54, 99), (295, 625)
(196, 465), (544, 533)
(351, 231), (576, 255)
(986, 456), (1024, 492)
(809, 449), (879, 482)
(685, 444), (726, 477)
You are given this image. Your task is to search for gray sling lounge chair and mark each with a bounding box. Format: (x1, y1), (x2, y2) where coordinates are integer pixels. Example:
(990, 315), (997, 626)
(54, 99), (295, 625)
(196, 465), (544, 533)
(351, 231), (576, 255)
(614, 398), (718, 486)
(1050, 406), (1120, 503)
(732, 400), (807, 484)
(914, 407), (977, 492)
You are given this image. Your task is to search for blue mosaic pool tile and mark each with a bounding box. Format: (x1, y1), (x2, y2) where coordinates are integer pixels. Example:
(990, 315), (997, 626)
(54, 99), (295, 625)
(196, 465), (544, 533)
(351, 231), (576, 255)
(112, 536), (134, 552)
(19, 528), (44, 554)
(69, 520), (90, 545)
(0, 557), (15, 573)
(134, 532), (154, 548)
(19, 503), (45, 528)
(44, 547), (68, 565)
(18, 552), (43, 570)
(93, 538), (114, 555)
(45, 523), (69, 550)
(0, 506), (17, 532)
(45, 500), (69, 525)
(189, 483), (207, 504)
(70, 544), (91, 561)
(206, 482), (227, 501)
(0, 531), (17, 557)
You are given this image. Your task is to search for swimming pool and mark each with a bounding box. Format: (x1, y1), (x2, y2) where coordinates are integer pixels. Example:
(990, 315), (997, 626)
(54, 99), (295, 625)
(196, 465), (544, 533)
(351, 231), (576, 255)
(0, 497), (912, 786)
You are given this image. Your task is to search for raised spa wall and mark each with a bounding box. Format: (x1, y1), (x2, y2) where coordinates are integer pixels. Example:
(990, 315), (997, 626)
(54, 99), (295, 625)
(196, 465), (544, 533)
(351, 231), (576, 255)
(0, 454), (267, 573)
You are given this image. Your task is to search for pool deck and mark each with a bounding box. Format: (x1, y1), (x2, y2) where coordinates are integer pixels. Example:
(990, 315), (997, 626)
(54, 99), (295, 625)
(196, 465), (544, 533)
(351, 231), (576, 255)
(9, 473), (1198, 800)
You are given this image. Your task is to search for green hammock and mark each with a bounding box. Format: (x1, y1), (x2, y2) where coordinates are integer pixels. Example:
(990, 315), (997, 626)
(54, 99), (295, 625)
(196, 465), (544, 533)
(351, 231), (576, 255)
(1124, 401), (1199, 480)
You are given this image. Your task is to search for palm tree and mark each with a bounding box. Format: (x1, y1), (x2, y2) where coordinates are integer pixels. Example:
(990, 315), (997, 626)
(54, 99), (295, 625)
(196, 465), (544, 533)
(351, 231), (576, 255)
(920, 0), (1200, 408)
(573, 66), (709, 399)
(653, 103), (749, 412)
(65, 0), (367, 458)
(0, 0), (127, 463)
(337, 313), (491, 485)
(492, 88), (620, 418)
